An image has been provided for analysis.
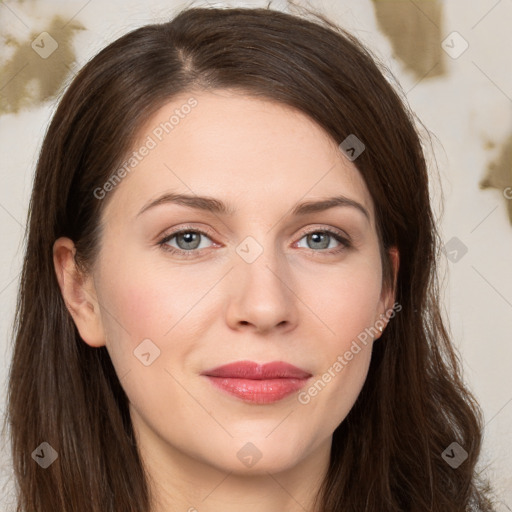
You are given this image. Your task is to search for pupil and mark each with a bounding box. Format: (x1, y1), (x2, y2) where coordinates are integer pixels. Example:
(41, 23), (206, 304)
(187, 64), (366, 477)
(179, 232), (199, 249)
(309, 232), (328, 249)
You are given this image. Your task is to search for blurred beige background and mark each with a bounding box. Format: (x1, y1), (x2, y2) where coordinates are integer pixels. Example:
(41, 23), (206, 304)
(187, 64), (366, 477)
(1, 0), (511, 509)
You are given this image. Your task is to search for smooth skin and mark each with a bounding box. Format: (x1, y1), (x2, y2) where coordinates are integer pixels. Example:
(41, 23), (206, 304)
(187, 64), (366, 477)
(53, 89), (399, 512)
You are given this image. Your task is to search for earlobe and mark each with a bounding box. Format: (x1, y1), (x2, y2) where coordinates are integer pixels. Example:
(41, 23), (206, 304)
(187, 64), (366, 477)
(52, 237), (106, 347)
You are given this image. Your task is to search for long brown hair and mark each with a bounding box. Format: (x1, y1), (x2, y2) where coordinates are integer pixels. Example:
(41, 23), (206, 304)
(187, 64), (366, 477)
(3, 5), (496, 511)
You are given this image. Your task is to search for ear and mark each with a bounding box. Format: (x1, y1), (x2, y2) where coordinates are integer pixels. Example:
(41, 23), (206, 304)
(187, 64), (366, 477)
(374, 246), (400, 338)
(52, 237), (106, 347)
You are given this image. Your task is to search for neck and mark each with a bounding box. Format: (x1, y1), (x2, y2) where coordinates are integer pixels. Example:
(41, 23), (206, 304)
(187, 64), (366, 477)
(134, 419), (331, 512)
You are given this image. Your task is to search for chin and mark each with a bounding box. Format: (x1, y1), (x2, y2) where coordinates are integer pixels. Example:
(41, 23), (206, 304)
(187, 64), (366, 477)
(202, 434), (316, 476)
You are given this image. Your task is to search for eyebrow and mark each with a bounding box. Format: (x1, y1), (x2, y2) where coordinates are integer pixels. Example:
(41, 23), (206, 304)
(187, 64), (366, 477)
(136, 192), (370, 221)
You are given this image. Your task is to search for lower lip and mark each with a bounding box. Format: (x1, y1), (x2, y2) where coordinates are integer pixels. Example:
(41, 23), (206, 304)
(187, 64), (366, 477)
(205, 376), (310, 404)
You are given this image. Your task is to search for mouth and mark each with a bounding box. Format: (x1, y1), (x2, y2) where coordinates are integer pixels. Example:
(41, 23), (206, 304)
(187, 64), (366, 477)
(201, 360), (312, 404)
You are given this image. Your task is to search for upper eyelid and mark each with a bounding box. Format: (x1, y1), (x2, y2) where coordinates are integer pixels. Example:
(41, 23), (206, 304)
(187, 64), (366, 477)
(159, 225), (217, 243)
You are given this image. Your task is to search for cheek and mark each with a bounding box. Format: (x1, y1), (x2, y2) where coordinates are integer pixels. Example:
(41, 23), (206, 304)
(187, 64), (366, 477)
(294, 256), (381, 424)
(305, 256), (383, 340)
(97, 248), (200, 335)
(95, 251), (218, 374)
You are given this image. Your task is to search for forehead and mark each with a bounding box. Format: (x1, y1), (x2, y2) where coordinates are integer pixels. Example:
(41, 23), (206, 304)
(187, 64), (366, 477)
(101, 89), (375, 227)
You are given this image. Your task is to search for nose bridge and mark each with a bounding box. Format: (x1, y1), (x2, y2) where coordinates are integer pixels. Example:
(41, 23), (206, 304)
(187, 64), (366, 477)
(226, 230), (298, 331)
(235, 231), (289, 296)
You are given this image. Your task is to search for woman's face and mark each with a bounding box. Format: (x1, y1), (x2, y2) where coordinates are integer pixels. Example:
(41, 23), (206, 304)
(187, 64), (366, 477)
(64, 89), (397, 475)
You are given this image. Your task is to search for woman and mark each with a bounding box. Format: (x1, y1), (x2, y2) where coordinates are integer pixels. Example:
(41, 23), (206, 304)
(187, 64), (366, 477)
(4, 5), (496, 511)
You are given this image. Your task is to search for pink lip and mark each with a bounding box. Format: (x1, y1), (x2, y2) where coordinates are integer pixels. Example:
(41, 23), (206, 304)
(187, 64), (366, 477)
(201, 360), (312, 404)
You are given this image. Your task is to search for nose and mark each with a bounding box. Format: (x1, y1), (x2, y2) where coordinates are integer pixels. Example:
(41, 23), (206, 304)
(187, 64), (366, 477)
(224, 242), (299, 335)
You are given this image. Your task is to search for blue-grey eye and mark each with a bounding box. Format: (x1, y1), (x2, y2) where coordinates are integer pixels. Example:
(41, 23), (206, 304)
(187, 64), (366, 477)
(296, 231), (345, 251)
(162, 230), (213, 251)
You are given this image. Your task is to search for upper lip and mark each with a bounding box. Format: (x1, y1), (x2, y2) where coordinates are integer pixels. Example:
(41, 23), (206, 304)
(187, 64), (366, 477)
(201, 360), (312, 379)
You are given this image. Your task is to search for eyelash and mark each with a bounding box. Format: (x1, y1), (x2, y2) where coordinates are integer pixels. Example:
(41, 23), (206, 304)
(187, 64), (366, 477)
(157, 225), (352, 258)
